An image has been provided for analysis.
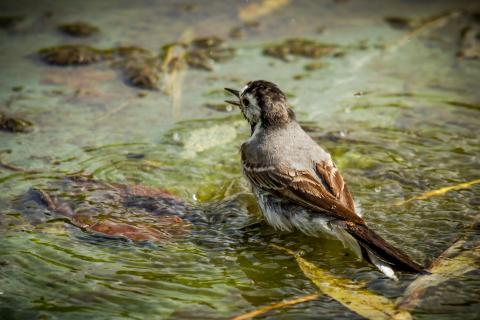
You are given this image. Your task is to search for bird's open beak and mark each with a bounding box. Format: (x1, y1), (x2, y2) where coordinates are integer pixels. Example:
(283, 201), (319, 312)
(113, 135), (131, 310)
(224, 88), (241, 107)
(224, 88), (240, 98)
(225, 100), (240, 107)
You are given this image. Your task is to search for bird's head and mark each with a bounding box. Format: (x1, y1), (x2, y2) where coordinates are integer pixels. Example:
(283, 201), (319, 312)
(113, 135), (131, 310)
(225, 80), (295, 132)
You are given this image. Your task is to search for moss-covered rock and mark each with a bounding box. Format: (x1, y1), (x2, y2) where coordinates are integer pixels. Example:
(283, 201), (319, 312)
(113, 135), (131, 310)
(58, 21), (100, 37)
(38, 45), (104, 65)
(0, 113), (33, 133)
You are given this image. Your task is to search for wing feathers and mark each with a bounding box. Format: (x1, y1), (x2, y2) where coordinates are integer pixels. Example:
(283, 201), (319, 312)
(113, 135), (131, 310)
(242, 160), (364, 224)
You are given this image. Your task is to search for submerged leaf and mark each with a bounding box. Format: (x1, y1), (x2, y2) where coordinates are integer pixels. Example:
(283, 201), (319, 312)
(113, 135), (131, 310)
(396, 179), (480, 205)
(271, 244), (411, 320)
(398, 239), (480, 310)
(231, 293), (320, 320)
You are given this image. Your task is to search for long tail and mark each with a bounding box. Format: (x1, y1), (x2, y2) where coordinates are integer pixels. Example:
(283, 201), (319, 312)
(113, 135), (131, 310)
(338, 221), (425, 279)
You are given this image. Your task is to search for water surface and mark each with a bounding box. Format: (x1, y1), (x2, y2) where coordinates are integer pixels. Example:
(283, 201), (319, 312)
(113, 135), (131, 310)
(1, 1), (479, 319)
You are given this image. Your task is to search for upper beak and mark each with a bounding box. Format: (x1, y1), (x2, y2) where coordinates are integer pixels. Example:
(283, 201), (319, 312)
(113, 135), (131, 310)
(224, 88), (240, 98)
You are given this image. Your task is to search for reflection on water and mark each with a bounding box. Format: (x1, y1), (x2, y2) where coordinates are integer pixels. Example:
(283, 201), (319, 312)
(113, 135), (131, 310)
(1, 0), (479, 319)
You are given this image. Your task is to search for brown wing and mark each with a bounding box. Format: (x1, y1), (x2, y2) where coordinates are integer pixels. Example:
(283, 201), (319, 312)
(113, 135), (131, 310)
(242, 161), (364, 225)
(315, 162), (356, 213)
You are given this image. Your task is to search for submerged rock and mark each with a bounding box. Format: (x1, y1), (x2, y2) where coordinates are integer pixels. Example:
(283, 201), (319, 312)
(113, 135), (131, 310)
(186, 47), (235, 71)
(35, 36), (234, 87)
(120, 57), (161, 89)
(0, 15), (25, 30)
(16, 173), (253, 243)
(185, 36), (235, 71)
(384, 16), (418, 30)
(108, 45), (152, 59)
(191, 36), (224, 48)
(458, 15), (480, 59)
(0, 113), (33, 133)
(38, 44), (104, 65)
(229, 21), (260, 39)
(58, 21), (100, 37)
(263, 38), (337, 61)
(185, 49), (214, 71)
(37, 43), (163, 89)
(108, 46), (163, 89)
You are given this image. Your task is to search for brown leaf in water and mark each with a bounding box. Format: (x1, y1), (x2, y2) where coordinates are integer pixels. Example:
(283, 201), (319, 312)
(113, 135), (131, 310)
(87, 216), (186, 241)
(32, 181), (190, 242)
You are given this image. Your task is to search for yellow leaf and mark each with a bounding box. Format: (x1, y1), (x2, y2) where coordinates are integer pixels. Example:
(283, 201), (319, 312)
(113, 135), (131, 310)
(271, 244), (411, 320)
(231, 292), (320, 320)
(143, 159), (163, 168)
(396, 179), (480, 205)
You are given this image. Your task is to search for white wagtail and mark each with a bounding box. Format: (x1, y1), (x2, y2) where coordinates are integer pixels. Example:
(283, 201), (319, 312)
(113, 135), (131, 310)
(225, 80), (424, 279)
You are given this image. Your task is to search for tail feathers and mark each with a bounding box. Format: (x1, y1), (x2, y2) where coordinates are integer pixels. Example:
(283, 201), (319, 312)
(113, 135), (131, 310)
(340, 221), (425, 276)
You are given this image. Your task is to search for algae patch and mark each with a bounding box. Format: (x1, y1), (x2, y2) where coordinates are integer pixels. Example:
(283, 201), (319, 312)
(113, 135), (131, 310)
(36, 36), (235, 89)
(185, 36), (235, 71)
(0, 113), (33, 133)
(38, 45), (105, 65)
(58, 21), (100, 37)
(263, 38), (337, 61)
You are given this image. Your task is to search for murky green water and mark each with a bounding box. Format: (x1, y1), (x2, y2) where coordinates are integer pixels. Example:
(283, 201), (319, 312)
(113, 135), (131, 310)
(1, 0), (479, 319)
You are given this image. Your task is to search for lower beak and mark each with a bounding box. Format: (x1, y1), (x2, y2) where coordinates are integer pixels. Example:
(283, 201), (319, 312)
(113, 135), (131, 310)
(224, 88), (240, 98)
(225, 100), (240, 107)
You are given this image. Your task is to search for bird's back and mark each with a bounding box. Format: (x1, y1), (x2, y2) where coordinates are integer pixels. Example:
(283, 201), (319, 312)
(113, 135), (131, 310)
(241, 121), (332, 172)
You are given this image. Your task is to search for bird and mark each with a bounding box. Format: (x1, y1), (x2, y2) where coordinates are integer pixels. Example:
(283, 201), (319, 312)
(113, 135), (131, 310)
(225, 80), (424, 280)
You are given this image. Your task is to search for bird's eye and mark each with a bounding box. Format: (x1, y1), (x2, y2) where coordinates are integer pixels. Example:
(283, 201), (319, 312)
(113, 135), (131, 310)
(242, 98), (249, 106)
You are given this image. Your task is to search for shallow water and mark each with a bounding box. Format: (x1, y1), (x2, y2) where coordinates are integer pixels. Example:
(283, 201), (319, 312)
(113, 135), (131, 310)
(1, 0), (479, 319)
